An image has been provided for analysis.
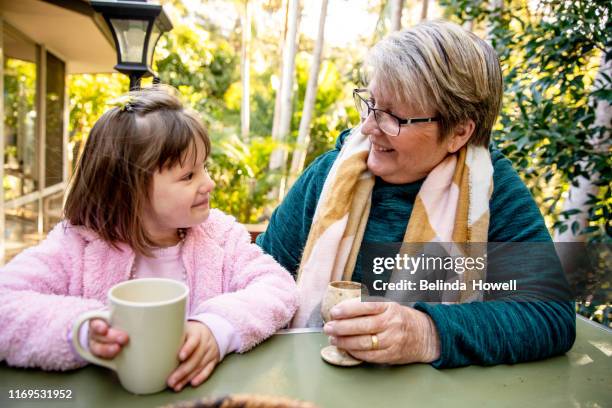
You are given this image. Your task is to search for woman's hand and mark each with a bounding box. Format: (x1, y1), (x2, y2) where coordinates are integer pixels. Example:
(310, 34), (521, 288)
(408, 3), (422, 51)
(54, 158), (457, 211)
(167, 321), (220, 392)
(89, 319), (129, 359)
(323, 298), (441, 365)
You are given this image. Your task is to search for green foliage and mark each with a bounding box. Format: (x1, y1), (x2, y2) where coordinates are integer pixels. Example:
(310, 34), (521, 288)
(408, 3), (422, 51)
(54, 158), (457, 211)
(68, 74), (128, 143)
(440, 0), (611, 325)
(577, 302), (611, 327)
(209, 133), (280, 223)
(3, 59), (36, 133)
(3, 59), (37, 200)
(441, 0), (611, 243)
(154, 24), (239, 121)
(289, 53), (351, 168)
(67, 74), (128, 175)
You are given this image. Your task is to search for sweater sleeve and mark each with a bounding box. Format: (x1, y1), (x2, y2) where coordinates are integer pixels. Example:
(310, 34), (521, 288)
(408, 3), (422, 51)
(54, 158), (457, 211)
(414, 150), (576, 368)
(0, 224), (105, 371)
(188, 312), (241, 359)
(191, 221), (298, 352)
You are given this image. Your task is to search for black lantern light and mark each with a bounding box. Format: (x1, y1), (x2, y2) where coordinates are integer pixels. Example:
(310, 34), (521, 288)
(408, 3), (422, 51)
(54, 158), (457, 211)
(92, 0), (173, 90)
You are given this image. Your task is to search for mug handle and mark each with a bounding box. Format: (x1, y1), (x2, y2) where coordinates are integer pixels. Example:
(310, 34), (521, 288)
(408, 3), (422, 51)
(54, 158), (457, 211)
(71, 310), (118, 371)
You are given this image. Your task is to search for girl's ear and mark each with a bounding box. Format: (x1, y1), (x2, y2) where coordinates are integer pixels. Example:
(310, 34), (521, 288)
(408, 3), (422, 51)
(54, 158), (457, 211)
(447, 119), (476, 153)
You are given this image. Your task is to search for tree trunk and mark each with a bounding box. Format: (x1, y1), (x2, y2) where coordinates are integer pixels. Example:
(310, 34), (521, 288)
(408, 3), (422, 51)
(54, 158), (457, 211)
(240, 0), (251, 140)
(487, 0), (504, 40)
(420, 0), (429, 21)
(271, 0), (289, 140)
(555, 51), (611, 242)
(269, 0), (301, 199)
(390, 0), (405, 32)
(287, 0), (329, 191)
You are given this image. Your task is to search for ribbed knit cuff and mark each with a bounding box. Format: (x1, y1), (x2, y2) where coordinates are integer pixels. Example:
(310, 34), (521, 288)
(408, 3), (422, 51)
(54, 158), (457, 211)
(188, 313), (241, 360)
(414, 302), (448, 368)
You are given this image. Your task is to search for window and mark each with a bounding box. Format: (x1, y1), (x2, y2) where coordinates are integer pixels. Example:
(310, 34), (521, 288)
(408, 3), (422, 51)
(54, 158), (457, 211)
(3, 26), (38, 200)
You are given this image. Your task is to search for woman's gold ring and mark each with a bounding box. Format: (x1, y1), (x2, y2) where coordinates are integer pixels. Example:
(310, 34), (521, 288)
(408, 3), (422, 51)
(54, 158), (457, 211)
(371, 334), (379, 350)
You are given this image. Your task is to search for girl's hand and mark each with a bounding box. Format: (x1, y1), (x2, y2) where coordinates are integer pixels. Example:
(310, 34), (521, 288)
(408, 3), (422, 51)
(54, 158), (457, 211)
(323, 298), (441, 365)
(167, 321), (220, 392)
(88, 319), (129, 359)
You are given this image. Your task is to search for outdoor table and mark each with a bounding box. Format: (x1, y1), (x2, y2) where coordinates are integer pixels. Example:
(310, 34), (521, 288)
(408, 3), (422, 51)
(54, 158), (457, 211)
(1, 316), (610, 408)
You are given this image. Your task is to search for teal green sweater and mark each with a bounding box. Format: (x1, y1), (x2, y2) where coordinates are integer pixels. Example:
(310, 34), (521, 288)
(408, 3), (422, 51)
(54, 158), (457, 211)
(257, 130), (575, 368)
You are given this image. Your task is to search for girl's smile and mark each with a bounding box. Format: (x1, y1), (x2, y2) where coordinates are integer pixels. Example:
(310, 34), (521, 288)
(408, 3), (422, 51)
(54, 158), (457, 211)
(191, 195), (210, 209)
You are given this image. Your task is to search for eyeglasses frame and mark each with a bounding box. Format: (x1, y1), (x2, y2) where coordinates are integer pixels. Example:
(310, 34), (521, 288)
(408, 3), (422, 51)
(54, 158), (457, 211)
(353, 88), (439, 136)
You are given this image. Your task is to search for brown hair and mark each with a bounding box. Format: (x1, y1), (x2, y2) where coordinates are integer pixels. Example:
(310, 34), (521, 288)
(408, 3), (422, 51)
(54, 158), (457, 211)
(364, 20), (503, 146)
(64, 85), (211, 255)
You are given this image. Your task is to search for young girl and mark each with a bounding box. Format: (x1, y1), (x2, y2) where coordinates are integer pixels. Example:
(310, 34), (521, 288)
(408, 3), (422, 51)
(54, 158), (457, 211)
(0, 86), (297, 392)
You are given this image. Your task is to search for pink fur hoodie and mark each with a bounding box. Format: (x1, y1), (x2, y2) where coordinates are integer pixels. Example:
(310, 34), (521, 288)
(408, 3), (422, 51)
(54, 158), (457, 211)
(0, 209), (297, 371)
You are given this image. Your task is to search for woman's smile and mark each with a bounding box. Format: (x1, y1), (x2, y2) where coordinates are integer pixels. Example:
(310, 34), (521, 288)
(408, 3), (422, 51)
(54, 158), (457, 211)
(371, 141), (395, 153)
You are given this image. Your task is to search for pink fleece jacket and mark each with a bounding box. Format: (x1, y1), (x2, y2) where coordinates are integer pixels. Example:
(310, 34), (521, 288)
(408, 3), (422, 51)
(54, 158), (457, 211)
(0, 209), (298, 371)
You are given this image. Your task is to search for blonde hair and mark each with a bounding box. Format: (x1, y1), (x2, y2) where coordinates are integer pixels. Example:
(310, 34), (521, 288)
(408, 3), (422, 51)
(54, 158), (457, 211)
(364, 20), (503, 146)
(64, 85), (211, 255)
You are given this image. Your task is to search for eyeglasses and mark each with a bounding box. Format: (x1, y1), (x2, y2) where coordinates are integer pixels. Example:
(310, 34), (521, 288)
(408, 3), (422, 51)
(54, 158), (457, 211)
(353, 88), (439, 137)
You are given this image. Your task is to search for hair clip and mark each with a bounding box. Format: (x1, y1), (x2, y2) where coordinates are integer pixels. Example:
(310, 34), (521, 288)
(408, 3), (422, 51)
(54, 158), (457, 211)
(108, 95), (135, 113)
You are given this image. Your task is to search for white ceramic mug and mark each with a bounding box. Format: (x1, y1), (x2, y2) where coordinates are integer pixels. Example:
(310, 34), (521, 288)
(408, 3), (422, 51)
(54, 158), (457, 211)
(72, 278), (188, 394)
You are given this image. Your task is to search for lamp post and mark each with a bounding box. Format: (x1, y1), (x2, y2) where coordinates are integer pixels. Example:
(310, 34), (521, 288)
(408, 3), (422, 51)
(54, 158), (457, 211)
(91, 0), (173, 90)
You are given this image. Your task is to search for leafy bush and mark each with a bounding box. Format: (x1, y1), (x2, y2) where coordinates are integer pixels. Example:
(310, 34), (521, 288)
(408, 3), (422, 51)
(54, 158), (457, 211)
(440, 0), (611, 241)
(440, 0), (611, 326)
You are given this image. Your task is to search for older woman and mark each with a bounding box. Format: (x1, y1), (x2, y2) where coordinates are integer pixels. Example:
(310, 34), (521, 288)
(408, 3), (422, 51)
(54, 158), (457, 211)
(257, 21), (575, 367)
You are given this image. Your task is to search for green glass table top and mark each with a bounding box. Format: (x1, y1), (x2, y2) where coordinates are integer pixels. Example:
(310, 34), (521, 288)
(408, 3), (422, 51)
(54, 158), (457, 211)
(1, 316), (610, 408)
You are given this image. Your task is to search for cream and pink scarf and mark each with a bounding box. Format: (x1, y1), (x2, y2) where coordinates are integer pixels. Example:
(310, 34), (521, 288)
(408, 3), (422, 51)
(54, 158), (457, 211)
(291, 126), (494, 328)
